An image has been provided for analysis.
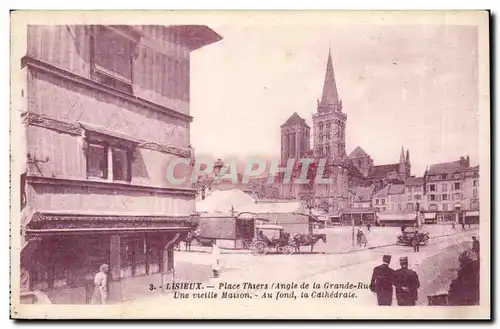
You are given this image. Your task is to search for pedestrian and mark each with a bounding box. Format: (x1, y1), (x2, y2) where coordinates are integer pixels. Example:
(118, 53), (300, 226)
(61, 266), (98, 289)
(468, 219), (471, 229)
(211, 241), (221, 278)
(370, 254), (395, 306)
(412, 231), (420, 253)
(461, 219), (466, 231)
(472, 236), (480, 255)
(91, 264), (109, 304)
(394, 257), (420, 306)
(451, 221), (456, 230)
(401, 224), (407, 234)
(367, 223), (371, 232)
(361, 231), (368, 247)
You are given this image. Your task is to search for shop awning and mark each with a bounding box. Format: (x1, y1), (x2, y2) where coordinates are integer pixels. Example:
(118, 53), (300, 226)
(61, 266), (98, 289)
(424, 213), (437, 220)
(466, 211), (480, 217)
(378, 213), (416, 221)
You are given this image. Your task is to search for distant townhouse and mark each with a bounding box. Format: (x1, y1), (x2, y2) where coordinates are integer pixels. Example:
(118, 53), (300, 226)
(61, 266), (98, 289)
(423, 156), (478, 224)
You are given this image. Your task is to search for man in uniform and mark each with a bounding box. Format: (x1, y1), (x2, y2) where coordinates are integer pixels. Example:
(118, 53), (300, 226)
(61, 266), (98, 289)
(370, 255), (395, 306)
(412, 230), (420, 253)
(394, 256), (420, 306)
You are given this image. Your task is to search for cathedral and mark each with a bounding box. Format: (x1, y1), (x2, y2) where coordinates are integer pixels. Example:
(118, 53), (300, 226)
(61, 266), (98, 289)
(278, 49), (412, 214)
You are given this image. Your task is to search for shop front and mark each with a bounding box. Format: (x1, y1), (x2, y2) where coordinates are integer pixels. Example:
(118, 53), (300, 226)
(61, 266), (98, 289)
(21, 212), (197, 304)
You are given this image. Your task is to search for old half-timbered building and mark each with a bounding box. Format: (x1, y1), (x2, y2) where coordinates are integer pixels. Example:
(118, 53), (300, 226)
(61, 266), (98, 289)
(19, 25), (222, 304)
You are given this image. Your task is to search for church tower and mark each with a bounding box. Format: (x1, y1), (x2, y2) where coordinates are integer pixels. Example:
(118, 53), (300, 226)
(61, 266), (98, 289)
(280, 112), (310, 165)
(312, 49), (347, 161)
(311, 49), (349, 214)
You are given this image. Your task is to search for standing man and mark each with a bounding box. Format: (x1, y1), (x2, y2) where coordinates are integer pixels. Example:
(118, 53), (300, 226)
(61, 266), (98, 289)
(412, 231), (420, 253)
(472, 236), (480, 255)
(91, 264), (109, 304)
(370, 255), (395, 306)
(211, 241), (221, 278)
(394, 257), (420, 306)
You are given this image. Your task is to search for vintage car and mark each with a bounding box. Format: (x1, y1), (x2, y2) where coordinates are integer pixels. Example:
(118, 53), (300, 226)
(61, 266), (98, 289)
(250, 224), (296, 255)
(396, 227), (430, 246)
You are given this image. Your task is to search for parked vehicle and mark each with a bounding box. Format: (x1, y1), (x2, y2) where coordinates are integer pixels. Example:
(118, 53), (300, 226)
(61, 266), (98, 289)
(396, 227), (430, 246)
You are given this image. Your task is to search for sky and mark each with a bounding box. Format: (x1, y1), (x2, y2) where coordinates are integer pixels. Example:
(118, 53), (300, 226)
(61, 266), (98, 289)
(189, 24), (479, 177)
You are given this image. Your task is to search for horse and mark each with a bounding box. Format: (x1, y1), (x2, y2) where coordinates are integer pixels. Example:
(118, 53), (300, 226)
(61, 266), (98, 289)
(175, 231), (199, 252)
(293, 233), (327, 253)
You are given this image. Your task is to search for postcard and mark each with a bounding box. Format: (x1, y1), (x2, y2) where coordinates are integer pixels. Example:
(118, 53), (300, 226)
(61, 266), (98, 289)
(10, 10), (490, 319)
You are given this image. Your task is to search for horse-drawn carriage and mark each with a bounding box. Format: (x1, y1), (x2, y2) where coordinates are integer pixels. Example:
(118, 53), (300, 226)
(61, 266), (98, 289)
(396, 227), (430, 246)
(249, 224), (328, 255)
(250, 224), (296, 255)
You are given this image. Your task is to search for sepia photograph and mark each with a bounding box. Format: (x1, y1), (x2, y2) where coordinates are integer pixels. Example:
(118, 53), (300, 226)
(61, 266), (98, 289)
(9, 10), (490, 319)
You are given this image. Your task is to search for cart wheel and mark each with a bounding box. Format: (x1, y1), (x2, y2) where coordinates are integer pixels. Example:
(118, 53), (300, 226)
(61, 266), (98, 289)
(283, 245), (295, 254)
(250, 241), (267, 255)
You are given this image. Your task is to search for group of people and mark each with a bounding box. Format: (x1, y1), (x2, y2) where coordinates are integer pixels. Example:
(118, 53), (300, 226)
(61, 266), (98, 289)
(370, 255), (420, 306)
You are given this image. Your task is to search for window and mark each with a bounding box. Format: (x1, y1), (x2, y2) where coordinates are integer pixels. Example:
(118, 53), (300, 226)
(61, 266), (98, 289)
(429, 184), (436, 192)
(325, 145), (330, 156)
(473, 188), (478, 199)
(470, 200), (479, 210)
(398, 203), (402, 211)
(429, 204), (438, 211)
(375, 199), (379, 205)
(414, 194), (422, 200)
(453, 193), (461, 200)
(473, 180), (478, 187)
(320, 135), (323, 143)
(381, 199), (385, 205)
(407, 186), (412, 193)
(414, 186), (422, 193)
(442, 203), (448, 211)
(441, 183), (447, 192)
(454, 182), (461, 190)
(407, 203), (414, 211)
(86, 138), (132, 182)
(442, 194), (448, 201)
(326, 122), (331, 130)
(441, 174), (447, 180)
(87, 142), (108, 179)
(319, 123), (323, 131)
(91, 26), (135, 92)
(407, 195), (412, 201)
(326, 133), (330, 140)
(429, 194), (436, 201)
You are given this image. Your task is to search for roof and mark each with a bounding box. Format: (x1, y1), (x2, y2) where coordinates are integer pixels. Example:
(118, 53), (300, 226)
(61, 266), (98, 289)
(405, 176), (424, 186)
(348, 146), (370, 160)
(163, 25), (223, 51)
(237, 201), (307, 215)
(352, 185), (376, 202)
(256, 224), (283, 230)
(196, 188), (255, 213)
(367, 164), (400, 180)
(347, 162), (365, 178)
(373, 184), (390, 198)
(388, 184), (405, 195)
(281, 112), (308, 128)
(320, 49), (339, 106)
(427, 160), (469, 175)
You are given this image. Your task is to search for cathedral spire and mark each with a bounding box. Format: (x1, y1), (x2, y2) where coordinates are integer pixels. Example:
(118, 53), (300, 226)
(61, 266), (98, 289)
(406, 149), (411, 166)
(320, 48), (339, 106)
(399, 146), (405, 163)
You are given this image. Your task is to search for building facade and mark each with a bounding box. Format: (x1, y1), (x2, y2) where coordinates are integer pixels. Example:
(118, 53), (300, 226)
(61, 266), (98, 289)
(19, 25), (221, 304)
(423, 156), (477, 223)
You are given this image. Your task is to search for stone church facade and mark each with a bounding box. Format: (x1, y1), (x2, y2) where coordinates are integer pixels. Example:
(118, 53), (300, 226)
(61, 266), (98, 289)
(277, 49), (412, 215)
